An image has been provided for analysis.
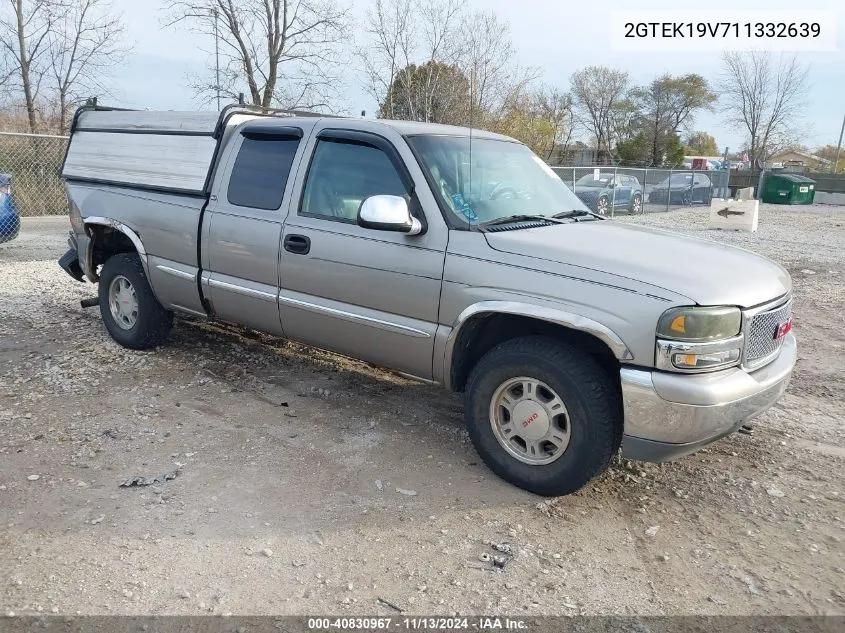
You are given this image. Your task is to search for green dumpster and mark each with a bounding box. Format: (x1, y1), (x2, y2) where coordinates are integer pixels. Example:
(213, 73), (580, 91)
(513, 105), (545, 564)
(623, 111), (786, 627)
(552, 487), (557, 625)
(762, 173), (816, 204)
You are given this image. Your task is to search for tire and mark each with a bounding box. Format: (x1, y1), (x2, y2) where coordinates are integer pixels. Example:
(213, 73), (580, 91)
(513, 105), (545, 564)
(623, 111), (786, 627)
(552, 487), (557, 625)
(464, 336), (622, 496)
(98, 253), (173, 350)
(629, 193), (643, 214)
(596, 196), (609, 215)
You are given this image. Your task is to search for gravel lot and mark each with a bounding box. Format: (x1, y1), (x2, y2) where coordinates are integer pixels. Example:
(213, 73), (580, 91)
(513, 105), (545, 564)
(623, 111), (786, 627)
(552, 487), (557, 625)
(0, 207), (843, 617)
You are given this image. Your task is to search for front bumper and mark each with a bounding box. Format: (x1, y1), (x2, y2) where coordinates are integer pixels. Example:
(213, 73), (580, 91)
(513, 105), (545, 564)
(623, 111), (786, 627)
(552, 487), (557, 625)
(620, 332), (796, 461)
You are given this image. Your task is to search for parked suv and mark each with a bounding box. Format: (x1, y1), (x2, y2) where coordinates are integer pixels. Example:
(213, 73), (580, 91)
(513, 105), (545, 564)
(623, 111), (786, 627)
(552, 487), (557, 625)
(573, 173), (643, 215)
(58, 105), (796, 496)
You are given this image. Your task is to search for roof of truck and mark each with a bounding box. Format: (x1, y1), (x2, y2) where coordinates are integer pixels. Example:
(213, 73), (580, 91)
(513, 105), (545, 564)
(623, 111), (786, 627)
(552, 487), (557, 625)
(251, 115), (519, 143)
(373, 119), (518, 142)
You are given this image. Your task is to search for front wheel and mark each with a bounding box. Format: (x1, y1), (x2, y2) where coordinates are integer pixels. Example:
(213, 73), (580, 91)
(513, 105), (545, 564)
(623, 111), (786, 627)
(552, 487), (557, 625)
(464, 336), (622, 496)
(99, 253), (173, 350)
(596, 196), (609, 215)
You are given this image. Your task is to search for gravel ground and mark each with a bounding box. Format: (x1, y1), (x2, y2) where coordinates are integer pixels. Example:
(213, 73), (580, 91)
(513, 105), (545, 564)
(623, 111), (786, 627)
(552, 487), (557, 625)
(0, 209), (843, 617)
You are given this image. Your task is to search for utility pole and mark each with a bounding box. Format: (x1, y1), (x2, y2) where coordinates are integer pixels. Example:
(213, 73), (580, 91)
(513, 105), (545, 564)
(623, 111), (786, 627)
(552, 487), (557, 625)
(213, 7), (221, 112)
(834, 112), (845, 174)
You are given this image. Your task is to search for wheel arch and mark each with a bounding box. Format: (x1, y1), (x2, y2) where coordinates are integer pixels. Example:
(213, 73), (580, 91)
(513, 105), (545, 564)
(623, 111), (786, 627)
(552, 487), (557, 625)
(444, 301), (633, 392)
(83, 217), (148, 282)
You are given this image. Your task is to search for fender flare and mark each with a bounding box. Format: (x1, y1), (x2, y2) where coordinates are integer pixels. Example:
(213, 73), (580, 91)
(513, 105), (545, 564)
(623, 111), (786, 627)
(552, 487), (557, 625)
(82, 217), (148, 281)
(443, 300), (634, 390)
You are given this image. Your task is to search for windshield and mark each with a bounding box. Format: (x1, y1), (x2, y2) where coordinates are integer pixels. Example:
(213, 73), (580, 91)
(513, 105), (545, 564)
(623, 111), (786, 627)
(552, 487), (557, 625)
(575, 175), (613, 188)
(408, 135), (590, 226)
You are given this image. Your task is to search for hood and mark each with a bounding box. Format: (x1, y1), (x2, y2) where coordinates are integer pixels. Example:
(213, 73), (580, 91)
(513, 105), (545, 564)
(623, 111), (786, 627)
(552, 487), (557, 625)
(483, 221), (791, 308)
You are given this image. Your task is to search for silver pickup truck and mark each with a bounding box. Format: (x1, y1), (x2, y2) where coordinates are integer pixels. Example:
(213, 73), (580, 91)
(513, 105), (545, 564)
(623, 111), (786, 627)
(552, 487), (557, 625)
(58, 104), (796, 496)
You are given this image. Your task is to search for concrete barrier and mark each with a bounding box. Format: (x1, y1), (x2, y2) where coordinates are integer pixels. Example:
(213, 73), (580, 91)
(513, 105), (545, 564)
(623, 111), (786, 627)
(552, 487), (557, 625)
(708, 198), (759, 231)
(735, 187), (755, 201)
(814, 191), (845, 205)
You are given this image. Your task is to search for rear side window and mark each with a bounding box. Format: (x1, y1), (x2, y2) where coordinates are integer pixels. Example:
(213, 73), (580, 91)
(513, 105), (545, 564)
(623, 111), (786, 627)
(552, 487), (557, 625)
(227, 136), (300, 210)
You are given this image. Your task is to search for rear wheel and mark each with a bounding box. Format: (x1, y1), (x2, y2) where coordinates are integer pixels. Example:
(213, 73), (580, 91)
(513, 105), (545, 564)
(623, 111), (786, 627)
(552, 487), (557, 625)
(464, 336), (622, 496)
(99, 253), (173, 350)
(629, 193), (643, 214)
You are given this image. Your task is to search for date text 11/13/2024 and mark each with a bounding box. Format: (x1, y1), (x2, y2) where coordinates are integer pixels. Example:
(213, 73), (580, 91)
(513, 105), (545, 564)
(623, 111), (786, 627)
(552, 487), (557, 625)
(307, 617), (529, 630)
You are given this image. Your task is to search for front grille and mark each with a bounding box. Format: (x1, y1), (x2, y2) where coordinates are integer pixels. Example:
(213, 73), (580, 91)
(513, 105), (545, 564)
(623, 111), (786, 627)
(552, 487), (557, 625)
(745, 299), (792, 367)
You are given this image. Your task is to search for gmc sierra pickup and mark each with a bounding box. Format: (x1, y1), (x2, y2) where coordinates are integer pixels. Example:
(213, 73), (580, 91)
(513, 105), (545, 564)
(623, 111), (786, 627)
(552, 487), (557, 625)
(58, 104), (796, 496)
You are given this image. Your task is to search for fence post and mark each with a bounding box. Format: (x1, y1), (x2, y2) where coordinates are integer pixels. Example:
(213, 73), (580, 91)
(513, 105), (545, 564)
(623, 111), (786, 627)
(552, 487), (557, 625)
(688, 168), (694, 207)
(611, 166), (617, 218)
(756, 169), (766, 200)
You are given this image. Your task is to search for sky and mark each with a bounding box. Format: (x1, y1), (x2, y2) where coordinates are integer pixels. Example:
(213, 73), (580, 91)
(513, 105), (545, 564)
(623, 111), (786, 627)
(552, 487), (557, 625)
(108, 0), (844, 154)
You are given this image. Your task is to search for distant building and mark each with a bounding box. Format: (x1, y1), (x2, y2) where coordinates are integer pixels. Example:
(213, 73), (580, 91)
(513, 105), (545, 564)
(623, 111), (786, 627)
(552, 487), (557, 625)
(766, 150), (832, 170)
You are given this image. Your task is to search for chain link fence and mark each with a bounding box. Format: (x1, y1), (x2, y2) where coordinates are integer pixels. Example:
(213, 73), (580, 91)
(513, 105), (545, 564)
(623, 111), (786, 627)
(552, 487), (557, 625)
(552, 166), (731, 218)
(0, 132), (69, 220)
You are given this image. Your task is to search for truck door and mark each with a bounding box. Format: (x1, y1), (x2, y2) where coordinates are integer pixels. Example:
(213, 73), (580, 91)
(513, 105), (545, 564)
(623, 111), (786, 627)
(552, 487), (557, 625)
(201, 122), (312, 335)
(277, 126), (448, 380)
(615, 176), (632, 207)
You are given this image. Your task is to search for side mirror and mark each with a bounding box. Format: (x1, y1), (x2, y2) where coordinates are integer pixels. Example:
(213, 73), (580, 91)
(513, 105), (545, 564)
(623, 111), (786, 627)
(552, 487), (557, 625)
(357, 195), (422, 235)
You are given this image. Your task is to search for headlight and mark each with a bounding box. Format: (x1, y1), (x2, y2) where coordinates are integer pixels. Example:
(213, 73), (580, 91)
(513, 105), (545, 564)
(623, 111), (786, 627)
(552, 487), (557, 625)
(656, 306), (743, 372)
(657, 306), (741, 342)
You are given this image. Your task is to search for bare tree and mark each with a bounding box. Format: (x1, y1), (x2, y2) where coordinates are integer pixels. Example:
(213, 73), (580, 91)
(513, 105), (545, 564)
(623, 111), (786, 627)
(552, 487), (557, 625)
(360, 0), (465, 122)
(628, 74), (716, 166)
(359, 0), (536, 127)
(570, 66), (630, 163)
(359, 0), (413, 119)
(490, 86), (574, 161)
(0, 0), (56, 132)
(459, 10), (538, 123)
(720, 51), (809, 169)
(47, 0), (127, 134)
(165, 0), (350, 110)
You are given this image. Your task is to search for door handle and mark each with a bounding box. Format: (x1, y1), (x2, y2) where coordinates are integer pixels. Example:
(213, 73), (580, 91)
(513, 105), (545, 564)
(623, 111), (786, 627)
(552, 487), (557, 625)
(284, 234), (311, 255)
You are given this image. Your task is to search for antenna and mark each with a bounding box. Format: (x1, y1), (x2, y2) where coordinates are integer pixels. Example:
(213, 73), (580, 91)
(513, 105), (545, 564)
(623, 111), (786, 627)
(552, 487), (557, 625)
(468, 60), (475, 224)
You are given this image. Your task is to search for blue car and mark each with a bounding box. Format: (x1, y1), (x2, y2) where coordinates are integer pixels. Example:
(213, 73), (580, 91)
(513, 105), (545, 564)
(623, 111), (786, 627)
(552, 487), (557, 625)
(0, 174), (21, 244)
(573, 173), (644, 215)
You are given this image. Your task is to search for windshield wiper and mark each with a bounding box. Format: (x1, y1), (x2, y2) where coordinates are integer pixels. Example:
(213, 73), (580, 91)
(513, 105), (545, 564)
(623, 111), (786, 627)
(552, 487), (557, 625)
(551, 209), (605, 221)
(480, 214), (566, 227)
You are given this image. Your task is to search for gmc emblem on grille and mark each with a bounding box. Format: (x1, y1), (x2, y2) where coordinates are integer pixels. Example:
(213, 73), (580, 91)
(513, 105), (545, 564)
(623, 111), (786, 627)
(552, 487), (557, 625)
(774, 317), (793, 340)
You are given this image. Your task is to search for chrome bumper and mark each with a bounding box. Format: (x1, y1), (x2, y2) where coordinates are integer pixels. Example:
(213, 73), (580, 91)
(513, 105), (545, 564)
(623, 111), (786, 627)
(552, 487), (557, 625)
(620, 332), (796, 461)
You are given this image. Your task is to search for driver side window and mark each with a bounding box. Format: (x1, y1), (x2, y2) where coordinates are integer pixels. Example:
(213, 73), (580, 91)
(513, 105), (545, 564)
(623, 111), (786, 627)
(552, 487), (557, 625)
(300, 139), (408, 222)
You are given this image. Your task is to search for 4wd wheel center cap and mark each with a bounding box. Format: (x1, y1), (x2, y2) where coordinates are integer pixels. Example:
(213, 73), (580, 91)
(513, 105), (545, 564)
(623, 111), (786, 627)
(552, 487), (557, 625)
(512, 400), (550, 440)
